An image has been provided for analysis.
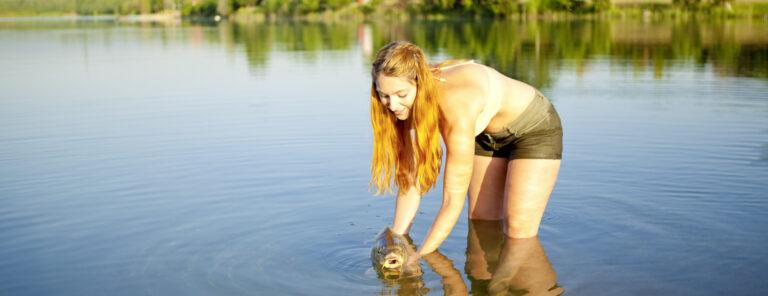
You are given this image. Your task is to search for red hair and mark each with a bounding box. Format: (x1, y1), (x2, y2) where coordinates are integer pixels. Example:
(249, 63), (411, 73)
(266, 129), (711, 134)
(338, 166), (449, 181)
(369, 41), (443, 196)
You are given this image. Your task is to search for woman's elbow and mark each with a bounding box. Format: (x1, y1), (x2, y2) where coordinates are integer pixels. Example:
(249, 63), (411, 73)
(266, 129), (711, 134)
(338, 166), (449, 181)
(441, 195), (465, 210)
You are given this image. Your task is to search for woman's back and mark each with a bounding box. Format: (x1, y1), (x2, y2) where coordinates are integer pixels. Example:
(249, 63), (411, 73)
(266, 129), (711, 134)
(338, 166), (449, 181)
(433, 60), (536, 135)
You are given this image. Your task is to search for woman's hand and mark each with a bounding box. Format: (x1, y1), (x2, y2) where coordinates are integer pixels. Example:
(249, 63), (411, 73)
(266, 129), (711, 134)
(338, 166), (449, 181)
(402, 240), (422, 274)
(404, 252), (421, 271)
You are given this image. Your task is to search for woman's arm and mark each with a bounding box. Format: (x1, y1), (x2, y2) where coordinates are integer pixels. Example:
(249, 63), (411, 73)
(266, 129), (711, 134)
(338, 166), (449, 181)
(391, 186), (421, 235)
(416, 126), (475, 255)
(417, 89), (480, 256)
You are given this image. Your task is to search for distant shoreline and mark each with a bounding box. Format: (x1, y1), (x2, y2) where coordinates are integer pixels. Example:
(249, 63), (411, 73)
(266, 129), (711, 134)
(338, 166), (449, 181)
(0, 12), (181, 22)
(1, 5), (767, 22)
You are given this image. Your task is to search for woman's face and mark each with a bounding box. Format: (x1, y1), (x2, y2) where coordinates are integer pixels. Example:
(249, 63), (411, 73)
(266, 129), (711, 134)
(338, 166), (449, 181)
(375, 74), (417, 121)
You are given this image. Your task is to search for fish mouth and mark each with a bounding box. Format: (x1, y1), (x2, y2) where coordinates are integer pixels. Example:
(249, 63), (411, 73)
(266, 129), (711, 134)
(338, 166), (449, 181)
(381, 253), (404, 269)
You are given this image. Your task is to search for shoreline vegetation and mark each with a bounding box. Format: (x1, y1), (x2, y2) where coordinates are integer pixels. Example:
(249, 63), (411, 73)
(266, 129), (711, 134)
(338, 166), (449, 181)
(1, 0), (767, 21)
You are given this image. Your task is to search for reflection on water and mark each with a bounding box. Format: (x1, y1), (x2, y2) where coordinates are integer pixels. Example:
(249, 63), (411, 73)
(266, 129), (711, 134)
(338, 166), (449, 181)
(377, 273), (430, 296)
(223, 19), (768, 86)
(376, 220), (562, 296)
(3, 18), (766, 85)
(465, 220), (562, 296)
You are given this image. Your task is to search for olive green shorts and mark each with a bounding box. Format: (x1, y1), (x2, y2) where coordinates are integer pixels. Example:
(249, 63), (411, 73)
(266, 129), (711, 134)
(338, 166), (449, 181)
(474, 91), (563, 159)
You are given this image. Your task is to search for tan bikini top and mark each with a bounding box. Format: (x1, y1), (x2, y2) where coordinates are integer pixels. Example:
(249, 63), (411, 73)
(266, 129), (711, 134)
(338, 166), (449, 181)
(437, 60), (502, 136)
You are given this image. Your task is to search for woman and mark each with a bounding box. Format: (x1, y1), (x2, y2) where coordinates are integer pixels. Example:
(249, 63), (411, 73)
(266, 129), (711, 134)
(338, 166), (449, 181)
(369, 41), (562, 262)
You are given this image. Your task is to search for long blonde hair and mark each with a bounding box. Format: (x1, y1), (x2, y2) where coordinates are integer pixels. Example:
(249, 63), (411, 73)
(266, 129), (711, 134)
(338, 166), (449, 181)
(369, 41), (443, 196)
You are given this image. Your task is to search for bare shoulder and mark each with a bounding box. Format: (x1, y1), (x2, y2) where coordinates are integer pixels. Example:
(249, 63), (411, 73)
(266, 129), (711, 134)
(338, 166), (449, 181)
(437, 90), (483, 137)
(437, 65), (487, 124)
(439, 62), (488, 87)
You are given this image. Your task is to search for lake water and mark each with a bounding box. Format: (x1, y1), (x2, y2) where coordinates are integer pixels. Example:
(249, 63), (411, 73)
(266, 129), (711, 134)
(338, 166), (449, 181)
(1, 17), (767, 295)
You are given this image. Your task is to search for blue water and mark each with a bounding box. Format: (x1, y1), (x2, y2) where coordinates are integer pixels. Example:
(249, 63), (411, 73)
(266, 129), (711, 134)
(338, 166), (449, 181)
(1, 19), (767, 295)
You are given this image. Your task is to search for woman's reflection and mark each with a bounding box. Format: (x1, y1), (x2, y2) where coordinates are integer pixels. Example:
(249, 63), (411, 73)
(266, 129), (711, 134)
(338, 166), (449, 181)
(465, 220), (564, 296)
(422, 251), (468, 295)
(376, 220), (563, 296)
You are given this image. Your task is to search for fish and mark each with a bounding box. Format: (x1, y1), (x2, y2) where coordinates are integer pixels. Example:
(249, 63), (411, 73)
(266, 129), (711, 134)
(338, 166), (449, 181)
(370, 227), (422, 280)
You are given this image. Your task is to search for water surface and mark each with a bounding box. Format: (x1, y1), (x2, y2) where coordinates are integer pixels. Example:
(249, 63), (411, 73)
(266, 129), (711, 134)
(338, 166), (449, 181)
(1, 18), (767, 295)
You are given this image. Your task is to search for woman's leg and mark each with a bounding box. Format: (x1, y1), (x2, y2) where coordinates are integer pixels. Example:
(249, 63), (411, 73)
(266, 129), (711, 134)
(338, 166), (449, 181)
(468, 155), (508, 220)
(503, 159), (561, 238)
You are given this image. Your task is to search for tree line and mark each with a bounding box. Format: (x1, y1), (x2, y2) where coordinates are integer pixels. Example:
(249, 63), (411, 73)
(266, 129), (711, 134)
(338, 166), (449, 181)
(1, 0), (755, 17)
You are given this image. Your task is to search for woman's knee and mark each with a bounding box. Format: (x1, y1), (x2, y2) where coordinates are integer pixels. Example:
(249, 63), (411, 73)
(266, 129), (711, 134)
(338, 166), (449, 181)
(468, 189), (505, 220)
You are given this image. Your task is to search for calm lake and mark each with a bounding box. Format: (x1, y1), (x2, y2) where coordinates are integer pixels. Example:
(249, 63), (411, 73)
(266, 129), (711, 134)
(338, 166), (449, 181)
(1, 17), (767, 295)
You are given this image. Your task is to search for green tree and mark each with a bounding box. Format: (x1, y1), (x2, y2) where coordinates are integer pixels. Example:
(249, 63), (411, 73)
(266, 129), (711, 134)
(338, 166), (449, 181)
(299, 0), (321, 12)
(140, 0), (152, 13)
(217, 0), (231, 16)
(424, 0), (456, 11)
(323, 0), (353, 10)
(460, 0), (474, 11)
(262, 0), (288, 14)
(479, 0), (518, 15)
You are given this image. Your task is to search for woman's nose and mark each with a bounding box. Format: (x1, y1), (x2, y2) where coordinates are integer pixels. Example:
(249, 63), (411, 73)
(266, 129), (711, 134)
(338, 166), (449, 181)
(388, 98), (400, 110)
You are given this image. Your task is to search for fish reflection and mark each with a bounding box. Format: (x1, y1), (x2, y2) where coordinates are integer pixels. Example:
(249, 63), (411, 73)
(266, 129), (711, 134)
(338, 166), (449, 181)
(466, 220), (564, 296)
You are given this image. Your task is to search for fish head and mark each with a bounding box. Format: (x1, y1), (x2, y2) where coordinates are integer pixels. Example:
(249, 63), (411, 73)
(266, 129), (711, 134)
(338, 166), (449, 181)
(372, 243), (406, 270)
(371, 228), (421, 279)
